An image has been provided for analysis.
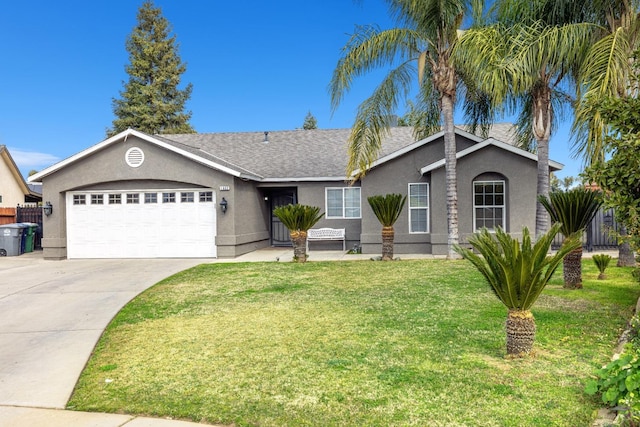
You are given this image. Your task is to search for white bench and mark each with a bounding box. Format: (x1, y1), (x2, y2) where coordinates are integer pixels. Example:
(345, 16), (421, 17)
(307, 228), (346, 251)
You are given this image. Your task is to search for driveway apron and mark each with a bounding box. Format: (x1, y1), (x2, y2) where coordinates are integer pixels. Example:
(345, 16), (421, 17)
(0, 254), (206, 409)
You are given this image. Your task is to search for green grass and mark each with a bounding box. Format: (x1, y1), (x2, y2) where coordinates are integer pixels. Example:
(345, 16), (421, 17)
(67, 259), (639, 426)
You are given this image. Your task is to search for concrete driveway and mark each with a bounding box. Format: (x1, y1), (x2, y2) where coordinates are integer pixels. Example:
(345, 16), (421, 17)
(0, 252), (208, 409)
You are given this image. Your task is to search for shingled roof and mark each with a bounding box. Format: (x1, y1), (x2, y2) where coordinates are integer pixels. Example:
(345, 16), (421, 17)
(161, 123), (517, 181)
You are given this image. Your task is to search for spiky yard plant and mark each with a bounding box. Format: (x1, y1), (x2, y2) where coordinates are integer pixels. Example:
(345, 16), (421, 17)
(272, 204), (324, 263)
(368, 193), (407, 261)
(593, 254), (613, 280)
(454, 224), (581, 357)
(538, 189), (602, 289)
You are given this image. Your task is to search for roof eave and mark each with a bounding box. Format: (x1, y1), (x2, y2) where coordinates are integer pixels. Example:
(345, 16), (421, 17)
(260, 176), (349, 183)
(1, 147), (30, 194)
(420, 138), (564, 174)
(28, 129), (250, 183)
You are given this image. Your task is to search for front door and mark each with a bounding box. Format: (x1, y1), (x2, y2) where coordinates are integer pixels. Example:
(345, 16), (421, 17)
(270, 190), (297, 246)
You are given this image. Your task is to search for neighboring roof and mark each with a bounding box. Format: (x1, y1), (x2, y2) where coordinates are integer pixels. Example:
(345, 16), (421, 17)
(420, 138), (563, 174)
(0, 145), (31, 195)
(28, 183), (42, 196)
(29, 123), (553, 184)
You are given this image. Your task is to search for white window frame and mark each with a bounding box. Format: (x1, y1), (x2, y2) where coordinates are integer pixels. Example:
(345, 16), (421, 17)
(325, 187), (361, 219)
(408, 183), (429, 233)
(473, 180), (506, 231)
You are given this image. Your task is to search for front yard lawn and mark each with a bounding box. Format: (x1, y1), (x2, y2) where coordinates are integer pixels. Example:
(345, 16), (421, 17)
(68, 259), (639, 426)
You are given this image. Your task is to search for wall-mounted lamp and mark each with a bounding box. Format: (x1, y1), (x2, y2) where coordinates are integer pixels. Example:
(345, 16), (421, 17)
(43, 201), (53, 216)
(219, 197), (228, 214)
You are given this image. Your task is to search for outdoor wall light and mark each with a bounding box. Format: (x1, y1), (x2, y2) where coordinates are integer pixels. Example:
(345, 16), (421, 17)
(219, 197), (228, 214)
(43, 201), (53, 216)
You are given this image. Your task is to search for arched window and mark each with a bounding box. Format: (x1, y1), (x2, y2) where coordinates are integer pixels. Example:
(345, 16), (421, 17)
(473, 178), (506, 231)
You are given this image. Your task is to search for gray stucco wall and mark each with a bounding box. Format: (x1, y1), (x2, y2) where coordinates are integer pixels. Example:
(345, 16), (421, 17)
(216, 178), (271, 258)
(257, 181), (363, 251)
(359, 135), (541, 256)
(455, 145), (538, 242)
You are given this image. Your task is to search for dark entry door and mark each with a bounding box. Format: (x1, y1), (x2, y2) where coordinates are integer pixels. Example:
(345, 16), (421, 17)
(270, 190), (296, 246)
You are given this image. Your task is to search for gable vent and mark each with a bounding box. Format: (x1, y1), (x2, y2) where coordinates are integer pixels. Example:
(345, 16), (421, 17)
(125, 147), (145, 168)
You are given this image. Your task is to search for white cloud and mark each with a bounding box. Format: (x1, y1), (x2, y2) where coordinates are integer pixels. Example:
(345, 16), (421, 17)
(7, 148), (60, 172)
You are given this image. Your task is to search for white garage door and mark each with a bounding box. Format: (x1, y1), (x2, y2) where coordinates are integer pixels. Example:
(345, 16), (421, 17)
(66, 189), (217, 259)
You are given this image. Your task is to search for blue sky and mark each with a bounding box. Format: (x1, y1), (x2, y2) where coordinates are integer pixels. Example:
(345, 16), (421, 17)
(0, 0), (580, 179)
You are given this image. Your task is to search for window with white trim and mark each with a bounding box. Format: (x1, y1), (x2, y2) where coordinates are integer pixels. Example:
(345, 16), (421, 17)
(127, 193), (140, 204)
(91, 194), (104, 205)
(73, 194), (86, 205)
(326, 187), (361, 219)
(109, 194), (122, 204)
(162, 192), (176, 203)
(408, 183), (429, 233)
(181, 192), (194, 203)
(199, 191), (213, 202)
(473, 180), (506, 231)
(144, 193), (157, 204)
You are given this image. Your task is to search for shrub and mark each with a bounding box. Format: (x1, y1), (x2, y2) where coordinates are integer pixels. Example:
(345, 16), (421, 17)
(593, 254), (613, 280)
(586, 341), (640, 426)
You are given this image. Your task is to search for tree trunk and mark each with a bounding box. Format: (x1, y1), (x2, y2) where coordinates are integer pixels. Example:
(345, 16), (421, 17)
(532, 85), (552, 239)
(563, 247), (583, 289)
(506, 309), (536, 356)
(618, 226), (636, 267)
(442, 93), (460, 260)
(290, 231), (308, 263)
(381, 226), (395, 261)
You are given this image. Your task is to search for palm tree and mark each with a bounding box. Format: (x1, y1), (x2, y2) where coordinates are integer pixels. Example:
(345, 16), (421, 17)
(538, 188), (602, 289)
(368, 193), (407, 260)
(454, 224), (581, 356)
(272, 204), (324, 263)
(330, 0), (491, 259)
(455, 18), (594, 238)
(572, 0), (640, 165)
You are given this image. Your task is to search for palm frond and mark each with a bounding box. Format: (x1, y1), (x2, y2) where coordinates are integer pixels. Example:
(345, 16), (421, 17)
(272, 204), (324, 232)
(390, 0), (467, 41)
(454, 224), (581, 310)
(538, 188), (603, 238)
(579, 27), (631, 100)
(507, 22), (596, 93)
(346, 62), (417, 178)
(572, 27), (633, 165)
(367, 194), (407, 227)
(329, 26), (424, 111)
(453, 25), (513, 104)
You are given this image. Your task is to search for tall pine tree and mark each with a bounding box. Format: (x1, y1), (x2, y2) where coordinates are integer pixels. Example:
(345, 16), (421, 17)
(109, 1), (194, 136)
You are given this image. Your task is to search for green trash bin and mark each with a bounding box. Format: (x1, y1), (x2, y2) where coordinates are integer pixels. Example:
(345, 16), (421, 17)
(20, 223), (38, 253)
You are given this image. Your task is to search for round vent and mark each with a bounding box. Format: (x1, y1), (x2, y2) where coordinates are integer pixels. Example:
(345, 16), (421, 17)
(125, 147), (145, 168)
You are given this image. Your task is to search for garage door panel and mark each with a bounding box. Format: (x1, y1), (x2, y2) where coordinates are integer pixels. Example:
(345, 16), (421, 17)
(66, 190), (217, 259)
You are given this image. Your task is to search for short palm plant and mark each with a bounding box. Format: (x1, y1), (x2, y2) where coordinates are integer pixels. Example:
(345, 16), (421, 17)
(593, 254), (613, 280)
(272, 204), (324, 263)
(454, 224), (581, 356)
(368, 193), (407, 261)
(538, 189), (602, 289)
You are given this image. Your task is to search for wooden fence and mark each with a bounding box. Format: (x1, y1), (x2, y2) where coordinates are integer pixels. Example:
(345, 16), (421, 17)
(0, 207), (16, 225)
